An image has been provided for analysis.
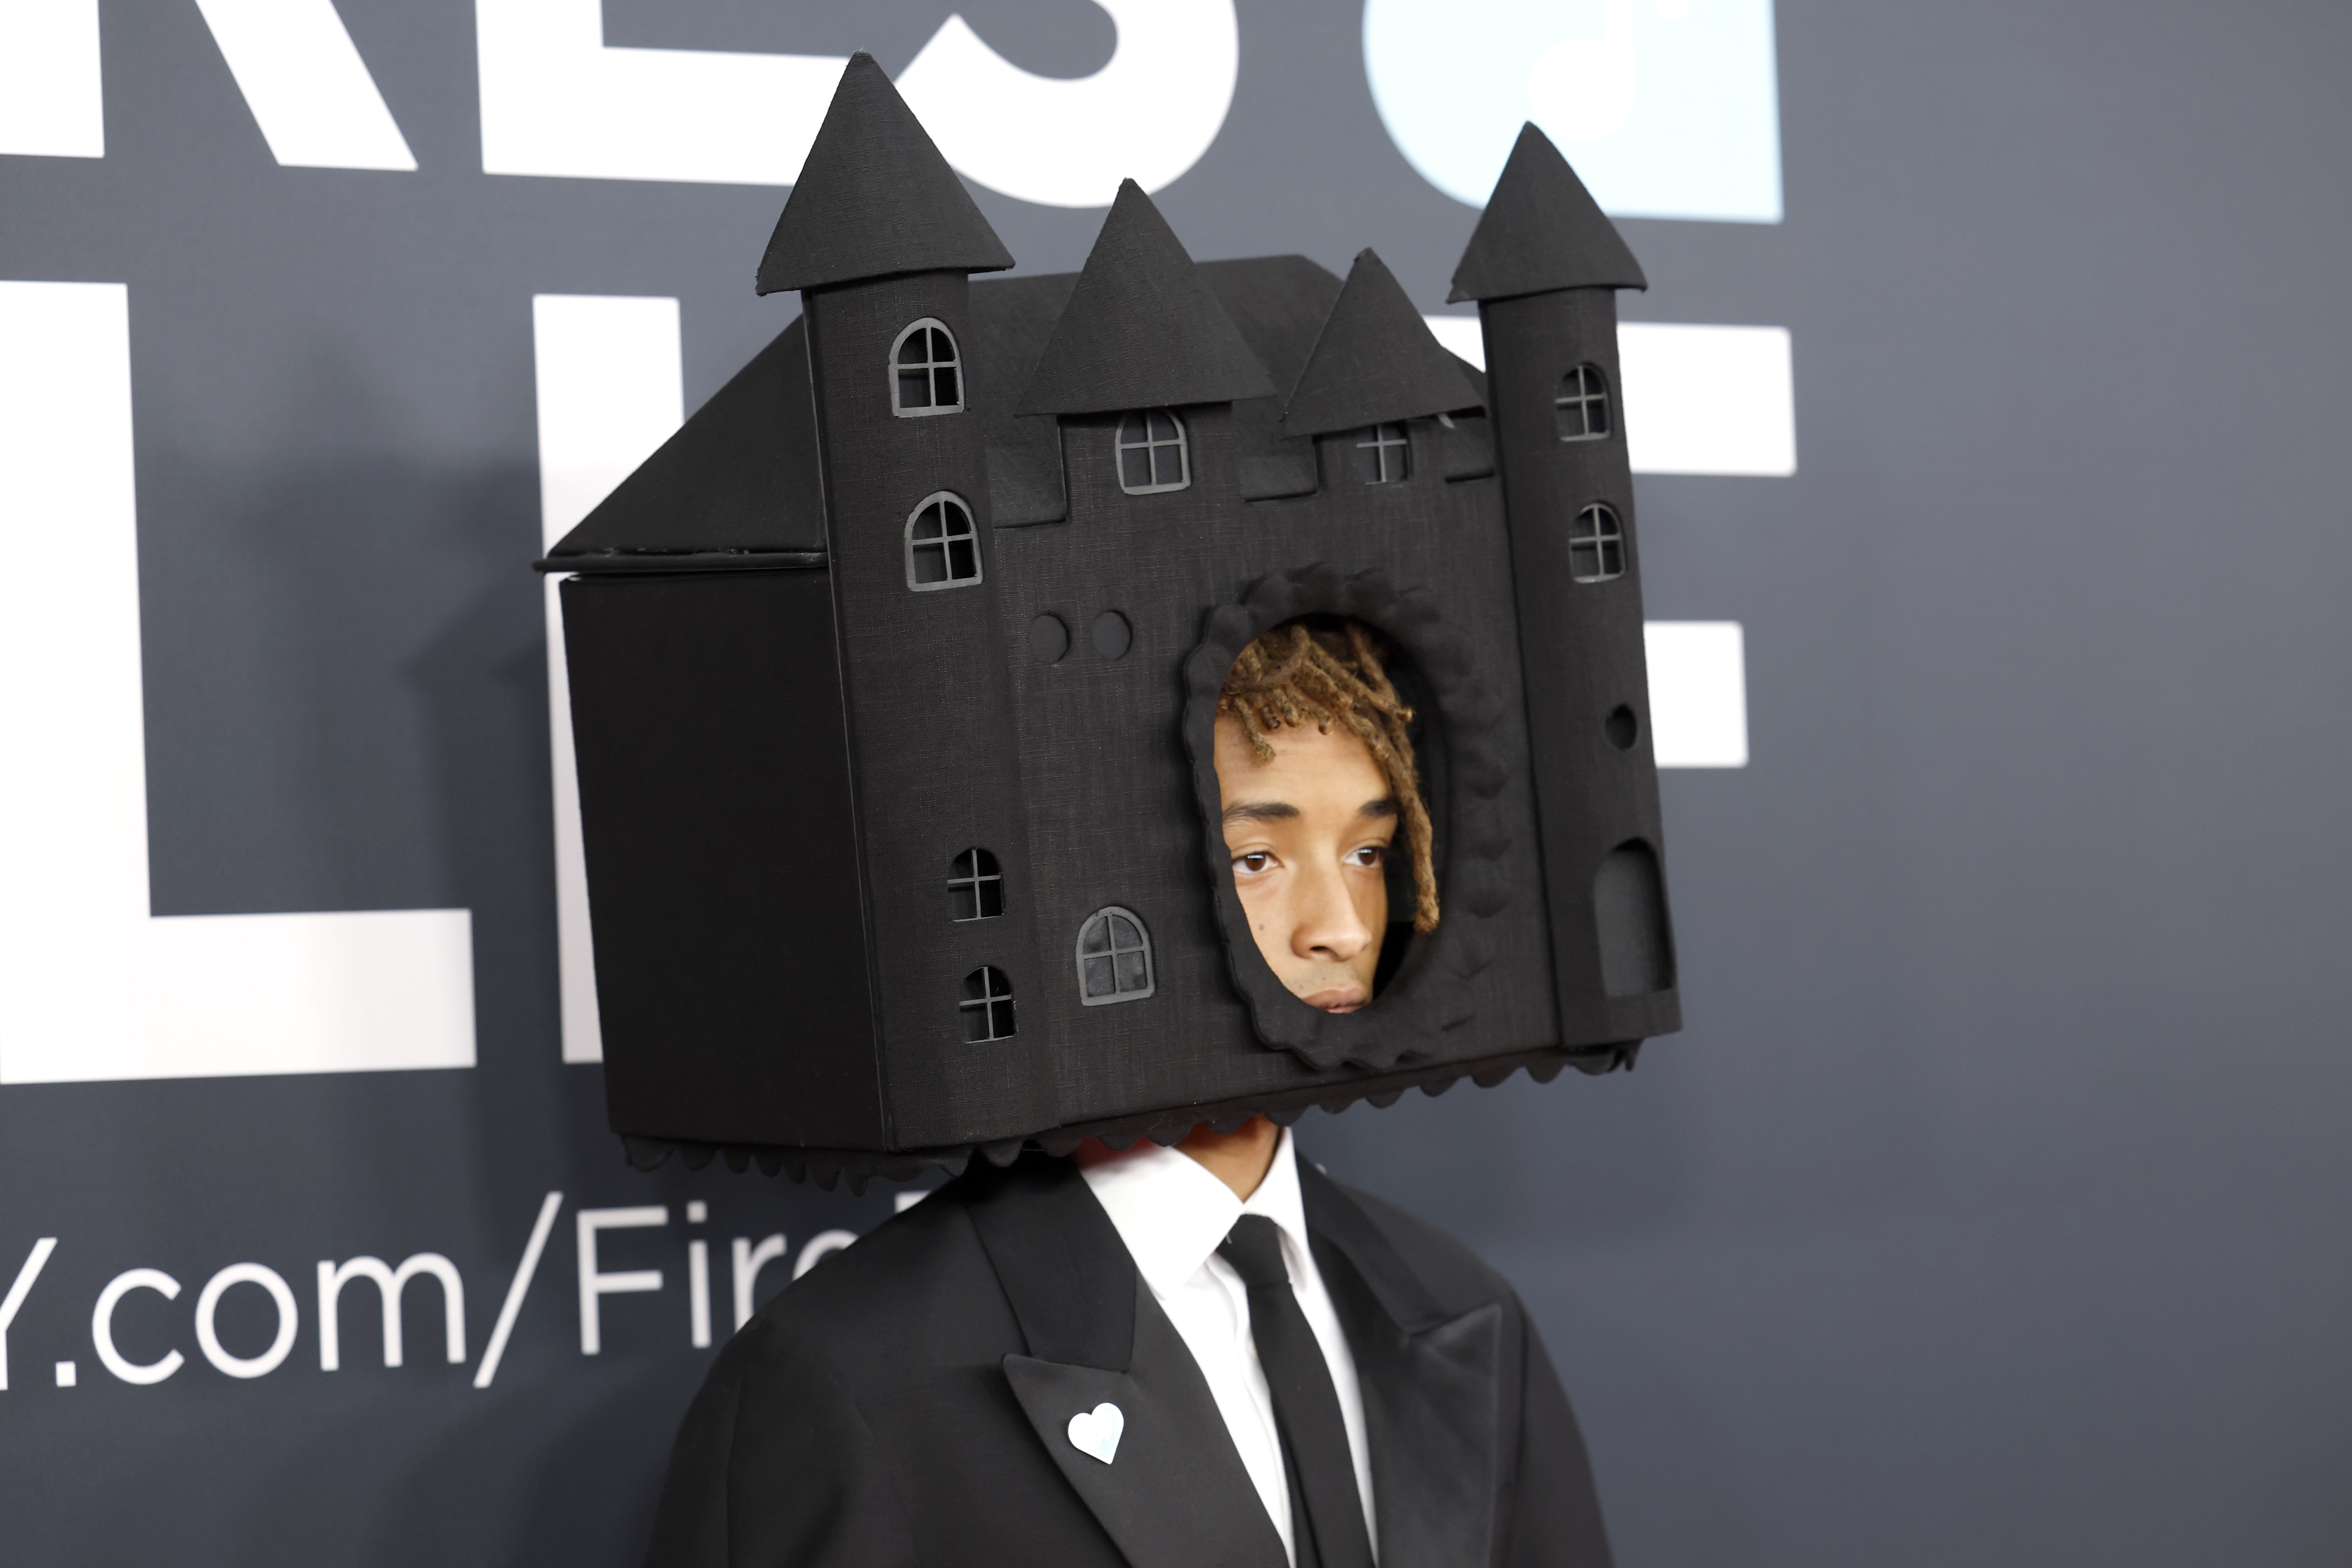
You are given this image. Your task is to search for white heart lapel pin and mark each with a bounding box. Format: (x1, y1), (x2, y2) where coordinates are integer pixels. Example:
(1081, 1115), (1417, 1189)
(1066, 1401), (1125, 1465)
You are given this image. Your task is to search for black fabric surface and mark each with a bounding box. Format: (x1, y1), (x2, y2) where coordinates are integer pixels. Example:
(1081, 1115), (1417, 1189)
(756, 53), (1015, 296)
(965, 271), (1080, 413)
(1235, 445), (1321, 500)
(1283, 250), (1482, 437)
(562, 571), (883, 1147)
(1220, 1216), (1375, 1568)
(1433, 412), (1497, 482)
(1197, 255), (1347, 393)
(1199, 254), (1346, 505)
(987, 417), (1069, 526)
(641, 1154), (1613, 1568)
(1018, 181), (1278, 415)
(1447, 125), (1648, 303)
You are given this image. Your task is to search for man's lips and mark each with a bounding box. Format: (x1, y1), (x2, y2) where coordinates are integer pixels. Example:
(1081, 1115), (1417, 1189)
(1298, 984), (1367, 1013)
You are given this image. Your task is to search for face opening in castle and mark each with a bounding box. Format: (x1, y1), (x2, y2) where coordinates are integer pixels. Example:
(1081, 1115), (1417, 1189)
(1212, 618), (1439, 1014)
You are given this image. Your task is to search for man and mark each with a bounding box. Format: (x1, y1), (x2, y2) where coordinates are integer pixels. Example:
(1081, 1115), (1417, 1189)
(644, 620), (1614, 1568)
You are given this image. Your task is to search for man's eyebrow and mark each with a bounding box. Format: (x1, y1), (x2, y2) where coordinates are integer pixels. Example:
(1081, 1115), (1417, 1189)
(1222, 800), (1300, 824)
(1359, 797), (1398, 820)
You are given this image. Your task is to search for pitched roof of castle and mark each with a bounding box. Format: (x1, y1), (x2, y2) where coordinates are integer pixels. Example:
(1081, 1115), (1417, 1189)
(546, 318), (830, 561)
(756, 53), (1014, 296)
(548, 256), (1489, 560)
(1017, 181), (1277, 415)
(1284, 249), (1481, 436)
(1448, 123), (1646, 303)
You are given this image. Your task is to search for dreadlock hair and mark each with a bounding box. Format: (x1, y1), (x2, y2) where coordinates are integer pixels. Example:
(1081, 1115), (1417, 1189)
(1215, 617), (1440, 933)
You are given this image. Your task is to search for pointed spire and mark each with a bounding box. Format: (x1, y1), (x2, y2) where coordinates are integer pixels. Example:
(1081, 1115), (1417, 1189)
(1283, 250), (1481, 436)
(1448, 124), (1645, 303)
(1018, 181), (1276, 415)
(756, 53), (1014, 296)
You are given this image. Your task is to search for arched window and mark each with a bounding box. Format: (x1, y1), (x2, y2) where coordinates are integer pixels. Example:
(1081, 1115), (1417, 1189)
(905, 493), (981, 590)
(1352, 423), (1409, 484)
(1568, 503), (1625, 583)
(1115, 410), (1189, 494)
(1555, 364), (1610, 442)
(1075, 907), (1154, 1006)
(960, 967), (1016, 1042)
(948, 848), (1002, 921)
(891, 319), (962, 416)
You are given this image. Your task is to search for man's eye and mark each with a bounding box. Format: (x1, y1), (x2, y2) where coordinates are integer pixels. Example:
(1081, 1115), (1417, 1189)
(1235, 852), (1272, 874)
(1349, 846), (1386, 868)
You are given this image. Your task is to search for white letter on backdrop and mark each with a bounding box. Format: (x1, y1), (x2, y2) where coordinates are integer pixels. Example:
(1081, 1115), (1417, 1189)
(92, 1268), (184, 1385)
(194, 1263), (300, 1379)
(531, 295), (686, 1064)
(476, 0), (845, 184)
(731, 1234), (787, 1331)
(0, 281), (475, 1084)
(577, 1205), (666, 1354)
(191, 0), (417, 170)
(477, 0), (1235, 199)
(1644, 622), (1750, 769)
(0, 0), (104, 158)
(0, 1238), (60, 1390)
(473, 1190), (563, 1390)
(317, 1254), (466, 1370)
(896, 0), (1239, 207)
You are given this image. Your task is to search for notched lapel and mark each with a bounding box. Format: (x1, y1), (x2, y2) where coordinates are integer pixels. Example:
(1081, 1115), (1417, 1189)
(1301, 1165), (1506, 1568)
(1003, 1289), (1287, 1568)
(1354, 1299), (1502, 1568)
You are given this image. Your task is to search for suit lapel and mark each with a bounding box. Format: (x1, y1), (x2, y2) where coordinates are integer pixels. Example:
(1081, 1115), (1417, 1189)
(1301, 1163), (1505, 1568)
(970, 1156), (1287, 1568)
(1005, 1288), (1290, 1568)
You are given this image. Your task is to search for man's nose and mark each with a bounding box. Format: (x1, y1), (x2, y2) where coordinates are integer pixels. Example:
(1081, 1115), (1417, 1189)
(1292, 860), (1371, 963)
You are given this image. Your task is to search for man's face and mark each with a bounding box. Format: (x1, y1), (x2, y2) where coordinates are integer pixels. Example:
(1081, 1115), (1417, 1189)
(1213, 716), (1397, 1012)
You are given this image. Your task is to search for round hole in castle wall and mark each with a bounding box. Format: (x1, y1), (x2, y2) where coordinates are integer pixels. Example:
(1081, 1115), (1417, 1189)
(1029, 614), (1069, 663)
(1091, 611), (1132, 661)
(1605, 704), (1639, 750)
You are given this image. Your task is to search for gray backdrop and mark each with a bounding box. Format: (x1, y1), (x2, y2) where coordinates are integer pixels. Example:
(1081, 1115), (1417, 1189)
(4, 1), (2349, 1564)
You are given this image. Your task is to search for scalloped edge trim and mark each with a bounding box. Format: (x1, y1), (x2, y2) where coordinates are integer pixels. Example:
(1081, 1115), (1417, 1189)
(616, 1042), (1641, 1192)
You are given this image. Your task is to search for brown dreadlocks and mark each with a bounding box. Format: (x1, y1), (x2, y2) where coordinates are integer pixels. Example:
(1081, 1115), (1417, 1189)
(1215, 618), (1440, 933)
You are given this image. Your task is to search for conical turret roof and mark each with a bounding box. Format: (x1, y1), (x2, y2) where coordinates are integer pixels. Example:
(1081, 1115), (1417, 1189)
(756, 53), (1014, 295)
(1018, 181), (1276, 415)
(1448, 124), (1646, 303)
(1283, 249), (1481, 436)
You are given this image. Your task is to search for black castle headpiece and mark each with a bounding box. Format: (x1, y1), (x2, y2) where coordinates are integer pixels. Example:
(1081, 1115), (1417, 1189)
(541, 55), (1679, 1186)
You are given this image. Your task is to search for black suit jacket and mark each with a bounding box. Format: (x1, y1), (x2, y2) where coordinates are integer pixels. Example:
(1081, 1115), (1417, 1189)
(645, 1155), (1613, 1568)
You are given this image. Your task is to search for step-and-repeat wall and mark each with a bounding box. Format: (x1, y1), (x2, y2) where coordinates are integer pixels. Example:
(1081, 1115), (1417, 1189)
(3, 2), (2345, 1564)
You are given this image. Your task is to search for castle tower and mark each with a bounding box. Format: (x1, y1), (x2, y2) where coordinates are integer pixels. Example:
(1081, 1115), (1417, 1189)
(1453, 124), (1680, 1049)
(757, 56), (1050, 1150)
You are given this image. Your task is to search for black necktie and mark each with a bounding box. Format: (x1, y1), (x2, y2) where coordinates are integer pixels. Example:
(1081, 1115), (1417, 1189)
(1219, 1215), (1373, 1568)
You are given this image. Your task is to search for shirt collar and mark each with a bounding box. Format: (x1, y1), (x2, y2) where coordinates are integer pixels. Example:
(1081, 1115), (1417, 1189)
(1079, 1127), (1311, 1301)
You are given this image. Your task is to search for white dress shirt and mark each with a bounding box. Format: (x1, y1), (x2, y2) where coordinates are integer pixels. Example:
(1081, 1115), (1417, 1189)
(1079, 1129), (1377, 1565)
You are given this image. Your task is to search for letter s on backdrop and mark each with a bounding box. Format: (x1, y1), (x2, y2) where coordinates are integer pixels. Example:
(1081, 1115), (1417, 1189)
(896, 0), (1239, 207)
